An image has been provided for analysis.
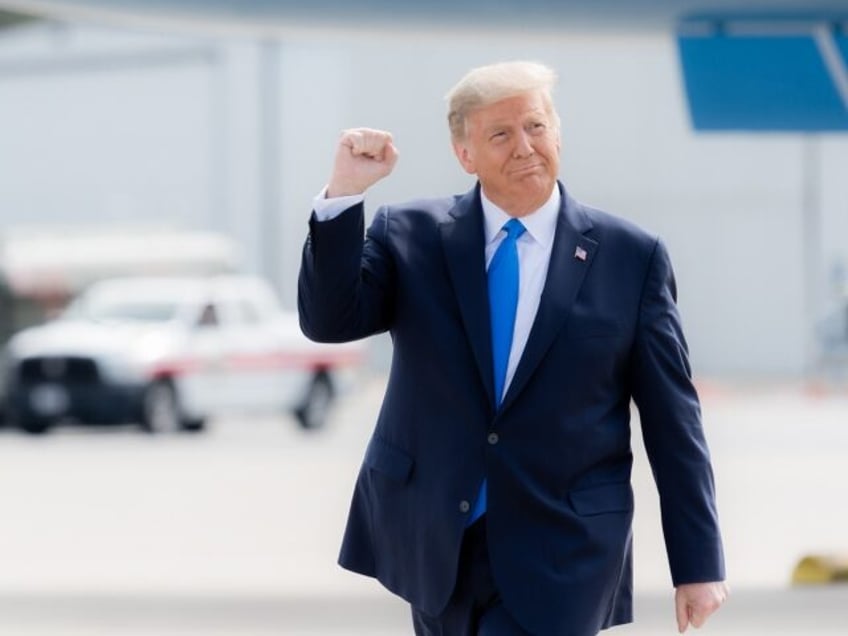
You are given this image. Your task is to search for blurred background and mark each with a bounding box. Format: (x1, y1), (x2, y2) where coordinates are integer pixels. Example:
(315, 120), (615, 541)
(0, 0), (846, 634)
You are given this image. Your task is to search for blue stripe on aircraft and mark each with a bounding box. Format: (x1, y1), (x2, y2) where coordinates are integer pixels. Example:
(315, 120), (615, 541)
(677, 14), (848, 132)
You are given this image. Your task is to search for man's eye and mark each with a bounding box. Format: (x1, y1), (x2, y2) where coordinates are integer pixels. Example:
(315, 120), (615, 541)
(490, 131), (507, 141)
(529, 122), (546, 132)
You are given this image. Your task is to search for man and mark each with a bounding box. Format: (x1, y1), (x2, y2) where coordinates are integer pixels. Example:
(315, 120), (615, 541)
(298, 61), (727, 635)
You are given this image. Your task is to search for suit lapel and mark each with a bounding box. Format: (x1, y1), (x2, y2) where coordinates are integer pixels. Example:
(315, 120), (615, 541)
(440, 186), (496, 409)
(499, 188), (598, 414)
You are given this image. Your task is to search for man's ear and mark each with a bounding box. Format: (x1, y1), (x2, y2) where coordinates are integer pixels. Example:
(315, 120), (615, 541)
(452, 140), (476, 175)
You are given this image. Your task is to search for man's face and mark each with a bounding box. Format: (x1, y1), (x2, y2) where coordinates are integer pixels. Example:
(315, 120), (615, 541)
(453, 90), (560, 217)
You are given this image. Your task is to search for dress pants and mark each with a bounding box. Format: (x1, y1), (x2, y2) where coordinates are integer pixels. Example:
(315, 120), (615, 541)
(411, 519), (532, 636)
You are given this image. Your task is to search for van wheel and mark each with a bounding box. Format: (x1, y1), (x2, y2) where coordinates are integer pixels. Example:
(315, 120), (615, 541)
(20, 415), (52, 435)
(141, 381), (182, 433)
(181, 417), (206, 432)
(294, 373), (334, 430)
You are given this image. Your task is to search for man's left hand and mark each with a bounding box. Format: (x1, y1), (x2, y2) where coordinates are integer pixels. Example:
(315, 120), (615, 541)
(674, 581), (729, 632)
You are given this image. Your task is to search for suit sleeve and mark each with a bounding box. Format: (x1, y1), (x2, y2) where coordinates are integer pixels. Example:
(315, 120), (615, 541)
(630, 238), (726, 586)
(297, 202), (396, 343)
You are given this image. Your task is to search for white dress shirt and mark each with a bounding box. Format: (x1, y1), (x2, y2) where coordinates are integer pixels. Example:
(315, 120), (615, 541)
(480, 188), (559, 400)
(312, 186), (561, 401)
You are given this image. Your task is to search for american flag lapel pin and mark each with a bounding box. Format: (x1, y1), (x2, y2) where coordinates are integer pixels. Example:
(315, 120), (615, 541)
(574, 245), (588, 261)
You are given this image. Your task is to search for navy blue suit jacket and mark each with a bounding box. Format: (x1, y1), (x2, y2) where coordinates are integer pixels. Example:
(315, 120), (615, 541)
(298, 183), (724, 635)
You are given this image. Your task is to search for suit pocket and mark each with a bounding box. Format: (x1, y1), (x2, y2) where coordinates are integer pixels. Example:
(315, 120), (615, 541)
(569, 482), (633, 516)
(364, 436), (414, 484)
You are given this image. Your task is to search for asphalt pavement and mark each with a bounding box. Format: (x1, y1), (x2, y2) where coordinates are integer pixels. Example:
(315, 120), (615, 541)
(0, 372), (846, 634)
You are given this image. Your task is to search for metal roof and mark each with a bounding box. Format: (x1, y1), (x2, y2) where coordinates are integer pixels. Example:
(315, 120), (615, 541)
(1, 0), (848, 31)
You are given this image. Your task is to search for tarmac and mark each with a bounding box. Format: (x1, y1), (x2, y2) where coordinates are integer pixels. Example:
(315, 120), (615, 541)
(0, 587), (845, 635)
(0, 372), (847, 634)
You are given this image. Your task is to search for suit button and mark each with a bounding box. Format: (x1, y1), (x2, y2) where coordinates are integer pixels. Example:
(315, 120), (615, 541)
(459, 500), (470, 513)
(488, 432), (499, 445)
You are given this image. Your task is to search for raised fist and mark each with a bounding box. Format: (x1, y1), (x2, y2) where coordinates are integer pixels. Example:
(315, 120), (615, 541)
(327, 128), (399, 197)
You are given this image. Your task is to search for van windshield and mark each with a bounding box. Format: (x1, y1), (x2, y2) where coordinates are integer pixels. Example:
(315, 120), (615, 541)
(65, 298), (180, 323)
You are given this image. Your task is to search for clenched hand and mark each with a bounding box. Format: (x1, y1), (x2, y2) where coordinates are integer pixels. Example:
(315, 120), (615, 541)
(675, 581), (729, 632)
(327, 128), (399, 197)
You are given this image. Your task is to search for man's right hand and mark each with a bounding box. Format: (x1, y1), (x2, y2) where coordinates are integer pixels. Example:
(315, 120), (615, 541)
(326, 128), (399, 198)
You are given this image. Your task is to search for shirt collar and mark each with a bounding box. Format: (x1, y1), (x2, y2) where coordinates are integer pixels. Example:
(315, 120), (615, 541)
(481, 184), (561, 250)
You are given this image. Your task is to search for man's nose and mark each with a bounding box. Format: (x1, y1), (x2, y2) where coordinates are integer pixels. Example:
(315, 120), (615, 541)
(512, 131), (534, 158)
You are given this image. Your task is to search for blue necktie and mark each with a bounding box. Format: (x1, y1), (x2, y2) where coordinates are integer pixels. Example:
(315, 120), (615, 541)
(468, 218), (526, 525)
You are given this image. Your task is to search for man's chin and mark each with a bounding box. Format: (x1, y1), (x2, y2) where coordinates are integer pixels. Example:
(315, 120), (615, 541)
(512, 175), (554, 195)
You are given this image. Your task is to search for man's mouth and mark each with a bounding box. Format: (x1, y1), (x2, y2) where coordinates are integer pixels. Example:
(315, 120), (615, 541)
(511, 163), (543, 175)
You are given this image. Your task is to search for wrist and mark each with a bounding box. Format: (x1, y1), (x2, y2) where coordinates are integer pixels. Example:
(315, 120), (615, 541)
(326, 180), (366, 198)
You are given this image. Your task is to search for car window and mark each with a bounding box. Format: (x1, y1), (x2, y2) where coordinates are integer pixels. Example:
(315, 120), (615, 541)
(213, 299), (259, 326)
(70, 299), (180, 323)
(236, 301), (261, 325)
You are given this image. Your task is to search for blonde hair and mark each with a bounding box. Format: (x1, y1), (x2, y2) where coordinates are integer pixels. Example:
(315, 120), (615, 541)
(446, 61), (559, 140)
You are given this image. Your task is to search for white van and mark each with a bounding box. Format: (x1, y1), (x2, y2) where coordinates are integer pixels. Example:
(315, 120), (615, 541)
(1, 275), (365, 433)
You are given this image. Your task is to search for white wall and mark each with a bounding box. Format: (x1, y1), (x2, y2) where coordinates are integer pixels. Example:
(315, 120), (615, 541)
(0, 23), (216, 227)
(273, 29), (848, 376)
(2, 22), (847, 376)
